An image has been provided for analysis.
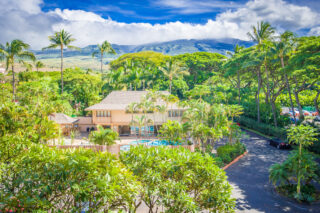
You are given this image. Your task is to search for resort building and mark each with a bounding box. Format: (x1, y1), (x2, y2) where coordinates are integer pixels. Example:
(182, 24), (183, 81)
(84, 91), (184, 136)
(48, 113), (79, 135)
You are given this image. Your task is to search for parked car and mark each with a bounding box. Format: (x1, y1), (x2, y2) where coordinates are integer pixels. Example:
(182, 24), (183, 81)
(303, 110), (312, 116)
(269, 138), (291, 149)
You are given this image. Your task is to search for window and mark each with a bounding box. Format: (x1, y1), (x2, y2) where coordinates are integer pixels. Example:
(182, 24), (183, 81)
(168, 110), (182, 117)
(96, 111), (111, 117)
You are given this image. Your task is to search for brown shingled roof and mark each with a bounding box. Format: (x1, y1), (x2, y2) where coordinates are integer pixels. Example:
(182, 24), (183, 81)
(85, 91), (182, 111)
(48, 113), (79, 124)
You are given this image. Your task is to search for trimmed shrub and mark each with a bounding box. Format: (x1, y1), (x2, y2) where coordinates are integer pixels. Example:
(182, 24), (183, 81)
(217, 142), (246, 164)
(0, 145), (141, 212)
(121, 146), (235, 212)
(237, 116), (287, 139)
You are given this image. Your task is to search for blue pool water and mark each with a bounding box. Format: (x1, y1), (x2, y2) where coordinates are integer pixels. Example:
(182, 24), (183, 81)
(120, 139), (180, 151)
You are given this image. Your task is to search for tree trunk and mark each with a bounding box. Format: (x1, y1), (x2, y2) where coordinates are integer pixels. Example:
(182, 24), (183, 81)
(297, 144), (302, 195)
(257, 69), (261, 123)
(237, 69), (241, 104)
(265, 61), (270, 104)
(314, 90), (320, 115)
(12, 63), (15, 101)
(293, 77), (304, 120)
(100, 52), (103, 73)
(60, 46), (64, 94)
(169, 79), (172, 93)
(293, 89), (304, 120)
(281, 57), (297, 125)
(271, 100), (278, 128)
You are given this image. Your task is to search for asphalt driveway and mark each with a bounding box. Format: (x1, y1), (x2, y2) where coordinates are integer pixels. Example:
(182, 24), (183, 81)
(226, 130), (320, 213)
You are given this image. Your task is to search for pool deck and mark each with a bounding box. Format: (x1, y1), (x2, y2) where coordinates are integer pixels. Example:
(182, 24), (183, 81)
(116, 137), (159, 145)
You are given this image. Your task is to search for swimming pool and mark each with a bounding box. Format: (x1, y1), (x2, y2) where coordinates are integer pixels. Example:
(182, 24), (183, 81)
(120, 139), (180, 151)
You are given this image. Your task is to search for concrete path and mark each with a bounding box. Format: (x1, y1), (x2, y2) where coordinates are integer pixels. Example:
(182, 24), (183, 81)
(226, 130), (320, 213)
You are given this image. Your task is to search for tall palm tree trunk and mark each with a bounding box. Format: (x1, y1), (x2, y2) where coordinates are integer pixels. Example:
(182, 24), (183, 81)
(169, 78), (172, 93)
(60, 46), (64, 94)
(256, 69), (261, 123)
(293, 76), (304, 120)
(281, 57), (297, 124)
(271, 100), (278, 127)
(12, 63), (15, 101)
(100, 52), (103, 73)
(314, 90), (320, 115)
(265, 62), (270, 104)
(237, 69), (241, 104)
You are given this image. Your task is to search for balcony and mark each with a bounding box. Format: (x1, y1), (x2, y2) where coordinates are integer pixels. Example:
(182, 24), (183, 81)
(94, 117), (111, 124)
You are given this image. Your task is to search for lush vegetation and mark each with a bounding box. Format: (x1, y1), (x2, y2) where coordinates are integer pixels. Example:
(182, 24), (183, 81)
(1, 22), (320, 210)
(269, 125), (320, 203)
(120, 146), (235, 212)
(89, 125), (119, 145)
(216, 142), (247, 165)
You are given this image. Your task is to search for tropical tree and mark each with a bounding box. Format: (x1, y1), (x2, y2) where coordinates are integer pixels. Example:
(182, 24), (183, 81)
(272, 31), (297, 124)
(159, 120), (184, 144)
(247, 21), (275, 123)
(0, 40), (35, 99)
(35, 60), (44, 72)
(22, 61), (33, 72)
(226, 45), (244, 104)
(92, 40), (116, 73)
(287, 125), (318, 196)
(89, 125), (119, 145)
(42, 29), (79, 94)
(159, 58), (189, 93)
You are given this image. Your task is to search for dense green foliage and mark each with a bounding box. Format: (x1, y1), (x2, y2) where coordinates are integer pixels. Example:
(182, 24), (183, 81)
(121, 146), (235, 212)
(269, 125), (320, 202)
(89, 125), (119, 145)
(1, 145), (140, 212)
(269, 151), (320, 203)
(217, 142), (246, 165)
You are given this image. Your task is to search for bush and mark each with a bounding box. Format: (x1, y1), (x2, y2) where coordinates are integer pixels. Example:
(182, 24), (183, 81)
(0, 145), (141, 212)
(89, 125), (119, 145)
(237, 116), (287, 139)
(121, 146), (235, 212)
(269, 150), (320, 203)
(217, 142), (246, 164)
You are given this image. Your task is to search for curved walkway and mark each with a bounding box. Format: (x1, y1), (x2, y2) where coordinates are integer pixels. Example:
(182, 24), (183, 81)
(226, 130), (320, 213)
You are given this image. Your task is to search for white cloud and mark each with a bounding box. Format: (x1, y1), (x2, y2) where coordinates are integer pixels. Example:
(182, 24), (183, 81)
(155, 0), (241, 14)
(0, 0), (319, 49)
(309, 27), (320, 36)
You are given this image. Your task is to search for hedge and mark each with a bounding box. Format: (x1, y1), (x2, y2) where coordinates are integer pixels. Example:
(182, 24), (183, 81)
(217, 142), (246, 165)
(236, 116), (287, 139)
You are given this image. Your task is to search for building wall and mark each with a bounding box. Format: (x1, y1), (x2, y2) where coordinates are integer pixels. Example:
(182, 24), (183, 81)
(92, 110), (183, 126)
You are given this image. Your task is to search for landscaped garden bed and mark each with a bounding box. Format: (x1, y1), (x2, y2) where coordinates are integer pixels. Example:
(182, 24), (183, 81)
(269, 125), (320, 204)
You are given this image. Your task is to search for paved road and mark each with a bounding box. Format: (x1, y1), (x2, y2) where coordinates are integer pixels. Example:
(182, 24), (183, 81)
(226, 130), (320, 213)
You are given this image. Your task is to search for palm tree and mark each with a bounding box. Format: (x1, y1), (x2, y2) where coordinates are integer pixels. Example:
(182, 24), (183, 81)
(22, 61), (33, 72)
(42, 29), (79, 94)
(0, 40), (35, 99)
(130, 115), (153, 138)
(35, 60), (44, 72)
(227, 45), (244, 104)
(126, 102), (138, 135)
(92, 40), (116, 73)
(247, 21), (275, 123)
(89, 125), (119, 145)
(272, 31), (297, 124)
(159, 58), (189, 93)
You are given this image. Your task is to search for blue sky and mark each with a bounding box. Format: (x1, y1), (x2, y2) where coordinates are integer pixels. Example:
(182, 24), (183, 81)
(40, 0), (246, 24)
(40, 0), (320, 24)
(0, 0), (319, 49)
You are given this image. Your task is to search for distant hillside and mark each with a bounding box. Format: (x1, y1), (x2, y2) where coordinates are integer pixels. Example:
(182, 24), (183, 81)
(34, 38), (253, 59)
(32, 38), (253, 71)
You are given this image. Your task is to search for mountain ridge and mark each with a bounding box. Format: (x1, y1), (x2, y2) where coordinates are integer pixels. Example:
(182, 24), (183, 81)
(34, 38), (253, 59)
